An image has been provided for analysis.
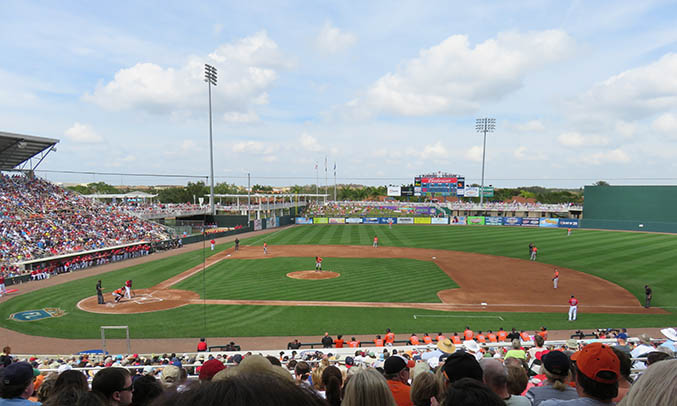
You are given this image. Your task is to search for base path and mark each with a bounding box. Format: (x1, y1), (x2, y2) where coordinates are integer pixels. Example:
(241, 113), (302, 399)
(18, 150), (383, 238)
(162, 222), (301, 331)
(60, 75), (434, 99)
(78, 244), (664, 315)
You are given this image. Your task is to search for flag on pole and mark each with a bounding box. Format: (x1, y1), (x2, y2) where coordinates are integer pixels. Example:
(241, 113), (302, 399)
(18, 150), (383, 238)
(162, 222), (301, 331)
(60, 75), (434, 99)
(324, 156), (327, 173)
(333, 162), (336, 176)
(314, 162), (318, 170)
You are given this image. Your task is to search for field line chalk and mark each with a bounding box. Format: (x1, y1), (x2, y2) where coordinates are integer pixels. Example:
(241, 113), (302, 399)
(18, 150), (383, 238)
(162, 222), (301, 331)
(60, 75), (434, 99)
(413, 315), (504, 321)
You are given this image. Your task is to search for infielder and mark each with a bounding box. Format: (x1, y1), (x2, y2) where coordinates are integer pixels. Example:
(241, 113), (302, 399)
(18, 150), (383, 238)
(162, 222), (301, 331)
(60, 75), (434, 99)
(530, 246), (538, 261)
(567, 228), (572, 237)
(315, 256), (323, 271)
(210, 239), (215, 251)
(263, 242), (268, 255)
(0, 275), (6, 297)
(552, 268), (559, 289)
(373, 236), (378, 248)
(568, 295), (578, 321)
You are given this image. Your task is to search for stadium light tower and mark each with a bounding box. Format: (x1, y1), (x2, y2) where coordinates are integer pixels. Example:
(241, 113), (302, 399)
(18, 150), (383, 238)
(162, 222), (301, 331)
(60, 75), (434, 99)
(475, 118), (495, 208)
(205, 64), (217, 216)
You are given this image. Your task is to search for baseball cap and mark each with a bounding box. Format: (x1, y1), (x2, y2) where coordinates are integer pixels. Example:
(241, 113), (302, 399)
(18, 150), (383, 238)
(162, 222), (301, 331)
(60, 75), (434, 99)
(1, 362), (34, 386)
(638, 333), (651, 344)
(345, 356), (354, 366)
(437, 338), (456, 354)
(571, 343), (620, 384)
(160, 365), (181, 387)
(198, 358), (225, 381)
(542, 351), (570, 376)
(616, 332), (628, 340)
(565, 339), (578, 350)
(442, 352), (483, 383)
(384, 356), (415, 374)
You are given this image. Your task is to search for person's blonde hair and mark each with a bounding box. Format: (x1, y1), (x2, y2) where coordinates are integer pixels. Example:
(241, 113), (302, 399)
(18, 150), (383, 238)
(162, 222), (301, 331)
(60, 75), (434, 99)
(342, 368), (397, 406)
(410, 372), (441, 406)
(540, 364), (571, 391)
(618, 359), (677, 406)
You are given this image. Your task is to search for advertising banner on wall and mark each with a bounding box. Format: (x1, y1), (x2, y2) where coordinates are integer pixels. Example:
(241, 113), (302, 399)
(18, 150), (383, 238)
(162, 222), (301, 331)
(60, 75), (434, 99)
(431, 217), (449, 224)
(345, 217), (363, 224)
(295, 217), (313, 224)
(363, 217), (380, 224)
(414, 217), (432, 224)
(414, 187), (422, 196)
(266, 217), (279, 228)
(398, 217), (414, 224)
(464, 187), (479, 197)
(387, 186), (401, 197)
(329, 218), (346, 224)
(467, 216), (486, 225)
(539, 218), (560, 228)
(378, 217), (397, 224)
(503, 217), (523, 226)
(485, 216), (503, 226)
(314, 217), (329, 224)
(401, 186), (414, 196)
(521, 217), (540, 227)
(254, 219), (262, 231)
(558, 219), (579, 228)
(450, 216), (467, 225)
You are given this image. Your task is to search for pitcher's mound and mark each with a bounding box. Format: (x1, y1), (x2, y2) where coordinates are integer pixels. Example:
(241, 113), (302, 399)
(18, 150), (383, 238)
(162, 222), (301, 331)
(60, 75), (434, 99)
(287, 271), (340, 280)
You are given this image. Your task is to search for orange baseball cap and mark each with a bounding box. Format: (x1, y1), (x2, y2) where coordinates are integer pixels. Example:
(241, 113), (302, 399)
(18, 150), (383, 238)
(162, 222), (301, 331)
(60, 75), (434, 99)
(571, 342), (620, 384)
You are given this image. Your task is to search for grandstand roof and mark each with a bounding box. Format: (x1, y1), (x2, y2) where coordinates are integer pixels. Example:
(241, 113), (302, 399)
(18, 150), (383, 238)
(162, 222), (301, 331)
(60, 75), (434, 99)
(0, 131), (59, 171)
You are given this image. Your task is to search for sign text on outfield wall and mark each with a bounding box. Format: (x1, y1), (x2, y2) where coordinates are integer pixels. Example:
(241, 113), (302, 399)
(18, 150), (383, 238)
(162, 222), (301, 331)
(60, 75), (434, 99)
(296, 217), (578, 228)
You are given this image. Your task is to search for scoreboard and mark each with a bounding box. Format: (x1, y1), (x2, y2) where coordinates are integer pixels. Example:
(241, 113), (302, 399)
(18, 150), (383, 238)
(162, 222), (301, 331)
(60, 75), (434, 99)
(414, 175), (465, 197)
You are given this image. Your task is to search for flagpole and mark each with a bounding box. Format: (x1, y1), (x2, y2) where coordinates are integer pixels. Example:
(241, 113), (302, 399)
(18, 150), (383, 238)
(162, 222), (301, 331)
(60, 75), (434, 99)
(324, 156), (328, 204)
(333, 162), (337, 201)
(315, 161), (319, 202)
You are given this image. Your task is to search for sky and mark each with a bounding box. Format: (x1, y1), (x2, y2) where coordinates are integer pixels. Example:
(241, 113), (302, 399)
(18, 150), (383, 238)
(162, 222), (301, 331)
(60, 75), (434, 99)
(2, 0), (677, 189)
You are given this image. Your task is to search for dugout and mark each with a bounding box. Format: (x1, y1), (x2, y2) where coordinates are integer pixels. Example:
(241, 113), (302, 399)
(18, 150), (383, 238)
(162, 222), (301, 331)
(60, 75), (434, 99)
(582, 185), (677, 232)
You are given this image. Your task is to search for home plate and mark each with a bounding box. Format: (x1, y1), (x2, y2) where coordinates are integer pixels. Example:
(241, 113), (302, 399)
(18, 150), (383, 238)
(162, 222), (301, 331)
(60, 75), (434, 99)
(481, 302), (488, 306)
(227, 254), (231, 257)
(432, 256), (436, 260)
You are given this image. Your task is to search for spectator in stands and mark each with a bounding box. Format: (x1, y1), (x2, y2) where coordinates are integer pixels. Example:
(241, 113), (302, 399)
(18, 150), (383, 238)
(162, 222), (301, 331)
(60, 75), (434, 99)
(410, 368), (442, 406)
(0, 346), (12, 367)
(321, 332), (333, 348)
(420, 339), (455, 368)
(198, 359), (225, 382)
(613, 335), (632, 356)
(443, 378), (504, 406)
(525, 351), (577, 405)
(42, 369), (89, 406)
(528, 335), (547, 360)
(480, 358), (530, 405)
(0, 361), (39, 405)
(611, 348), (632, 403)
(91, 367), (134, 406)
(158, 366), (183, 389)
(541, 343), (620, 406)
(630, 333), (654, 370)
(618, 359), (677, 406)
(383, 356), (414, 406)
(129, 375), (162, 406)
(196, 338), (207, 352)
(321, 365), (342, 406)
(505, 339), (526, 360)
(342, 368), (397, 406)
(294, 361), (312, 388)
(506, 365), (529, 398)
(287, 339), (302, 350)
(441, 352), (483, 386)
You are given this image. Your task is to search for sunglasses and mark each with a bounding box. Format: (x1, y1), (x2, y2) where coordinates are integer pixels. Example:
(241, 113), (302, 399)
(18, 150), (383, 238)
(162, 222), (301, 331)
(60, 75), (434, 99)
(120, 384), (134, 392)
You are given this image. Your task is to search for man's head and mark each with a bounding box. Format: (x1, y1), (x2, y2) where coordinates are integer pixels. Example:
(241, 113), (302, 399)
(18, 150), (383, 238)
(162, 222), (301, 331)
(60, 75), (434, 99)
(0, 362), (35, 400)
(479, 359), (508, 395)
(383, 355), (413, 383)
(571, 343), (620, 401)
(442, 352), (483, 385)
(198, 359), (225, 381)
(92, 367), (133, 406)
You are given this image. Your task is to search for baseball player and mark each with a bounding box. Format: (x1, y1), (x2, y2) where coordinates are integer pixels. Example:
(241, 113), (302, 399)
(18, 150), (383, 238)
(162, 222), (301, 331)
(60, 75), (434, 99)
(263, 242), (268, 255)
(528, 242), (534, 258)
(0, 274), (6, 297)
(644, 285), (652, 308)
(234, 238), (240, 251)
(113, 287), (124, 303)
(210, 239), (215, 251)
(568, 295), (578, 321)
(530, 246), (538, 261)
(315, 256), (323, 271)
(567, 228), (572, 236)
(96, 280), (105, 304)
(125, 279), (133, 299)
(373, 236), (378, 248)
(552, 268), (559, 289)
(388, 218), (393, 229)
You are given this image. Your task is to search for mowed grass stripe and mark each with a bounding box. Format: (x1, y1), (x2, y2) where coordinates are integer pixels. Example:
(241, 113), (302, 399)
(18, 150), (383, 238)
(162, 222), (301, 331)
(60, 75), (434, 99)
(174, 257), (457, 303)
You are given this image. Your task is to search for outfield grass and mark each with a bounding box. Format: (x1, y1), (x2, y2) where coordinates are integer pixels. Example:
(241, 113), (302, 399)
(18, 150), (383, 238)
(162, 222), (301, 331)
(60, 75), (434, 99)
(0, 225), (675, 339)
(174, 257), (457, 302)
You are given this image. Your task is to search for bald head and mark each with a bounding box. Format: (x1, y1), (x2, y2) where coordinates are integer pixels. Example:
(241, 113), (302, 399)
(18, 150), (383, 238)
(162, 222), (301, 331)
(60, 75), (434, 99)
(480, 359), (508, 391)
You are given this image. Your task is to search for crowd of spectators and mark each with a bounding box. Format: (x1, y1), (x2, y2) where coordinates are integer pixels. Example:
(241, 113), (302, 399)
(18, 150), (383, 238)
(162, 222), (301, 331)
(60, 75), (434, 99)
(1, 328), (675, 405)
(106, 202), (206, 219)
(304, 202), (441, 218)
(0, 173), (173, 278)
(445, 201), (582, 213)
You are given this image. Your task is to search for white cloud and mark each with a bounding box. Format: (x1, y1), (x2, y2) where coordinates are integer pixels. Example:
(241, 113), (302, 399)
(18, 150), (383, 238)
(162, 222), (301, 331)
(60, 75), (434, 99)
(64, 122), (103, 143)
(84, 32), (288, 118)
(232, 140), (275, 154)
(347, 30), (574, 117)
(299, 133), (323, 152)
(514, 120), (545, 132)
(615, 120), (636, 138)
(513, 146), (547, 160)
(557, 131), (609, 147)
(315, 22), (357, 54)
(579, 148), (631, 165)
(466, 145), (484, 162)
(652, 113), (677, 136)
(223, 111), (259, 124)
(575, 53), (677, 120)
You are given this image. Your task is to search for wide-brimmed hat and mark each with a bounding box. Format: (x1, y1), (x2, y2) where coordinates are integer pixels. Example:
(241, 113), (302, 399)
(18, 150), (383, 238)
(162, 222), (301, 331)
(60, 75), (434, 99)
(437, 338), (456, 354)
(463, 340), (480, 353)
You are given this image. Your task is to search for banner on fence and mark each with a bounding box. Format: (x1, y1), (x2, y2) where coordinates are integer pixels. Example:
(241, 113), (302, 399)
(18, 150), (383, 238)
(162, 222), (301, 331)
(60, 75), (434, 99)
(398, 217), (414, 224)
(464, 187), (479, 197)
(266, 217), (280, 229)
(314, 217), (329, 224)
(450, 216), (467, 225)
(254, 219), (262, 231)
(345, 217), (363, 224)
(295, 217), (313, 224)
(558, 219), (579, 228)
(467, 216), (486, 225)
(521, 217), (540, 227)
(387, 186), (401, 197)
(431, 217), (449, 224)
(503, 217), (523, 226)
(378, 217), (397, 224)
(539, 218), (560, 228)
(329, 218), (346, 224)
(485, 216), (503, 226)
(414, 217), (432, 224)
(363, 217), (380, 224)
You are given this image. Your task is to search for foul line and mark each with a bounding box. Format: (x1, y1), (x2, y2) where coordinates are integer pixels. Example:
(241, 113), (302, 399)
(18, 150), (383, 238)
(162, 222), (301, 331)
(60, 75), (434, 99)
(414, 314), (504, 321)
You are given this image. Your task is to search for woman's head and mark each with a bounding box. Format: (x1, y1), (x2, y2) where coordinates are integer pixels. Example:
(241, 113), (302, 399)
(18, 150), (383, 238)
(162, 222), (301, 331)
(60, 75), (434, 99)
(342, 368), (396, 406)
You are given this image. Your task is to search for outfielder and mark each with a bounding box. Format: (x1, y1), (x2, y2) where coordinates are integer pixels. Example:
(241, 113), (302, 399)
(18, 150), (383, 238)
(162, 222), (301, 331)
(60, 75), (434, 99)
(552, 268), (559, 289)
(373, 236), (378, 248)
(530, 246), (538, 261)
(568, 295), (578, 321)
(315, 256), (323, 271)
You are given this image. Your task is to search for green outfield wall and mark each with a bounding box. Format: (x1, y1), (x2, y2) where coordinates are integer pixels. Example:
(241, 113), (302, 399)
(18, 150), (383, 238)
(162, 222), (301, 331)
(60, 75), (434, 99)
(582, 185), (677, 232)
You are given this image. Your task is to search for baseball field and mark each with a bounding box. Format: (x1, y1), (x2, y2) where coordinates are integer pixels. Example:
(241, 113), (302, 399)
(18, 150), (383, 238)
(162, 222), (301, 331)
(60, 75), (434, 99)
(0, 224), (675, 343)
